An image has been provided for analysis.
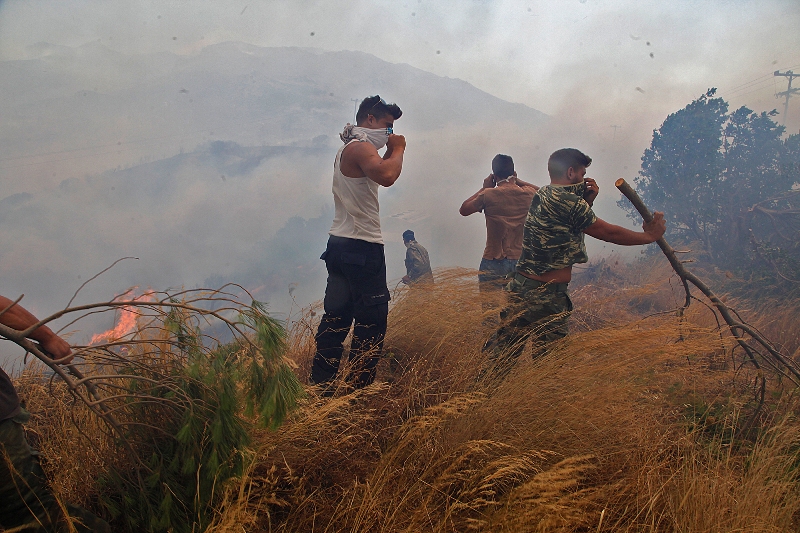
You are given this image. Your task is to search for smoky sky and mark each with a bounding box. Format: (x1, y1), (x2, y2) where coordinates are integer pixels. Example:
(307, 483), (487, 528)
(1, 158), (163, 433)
(1, 0), (799, 352)
(1, 1), (798, 115)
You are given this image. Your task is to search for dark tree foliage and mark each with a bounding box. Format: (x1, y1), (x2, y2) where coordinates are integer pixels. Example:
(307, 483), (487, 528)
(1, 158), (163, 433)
(621, 89), (800, 281)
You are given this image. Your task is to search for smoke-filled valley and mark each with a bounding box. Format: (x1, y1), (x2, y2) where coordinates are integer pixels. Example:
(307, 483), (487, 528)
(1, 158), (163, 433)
(1, 42), (564, 343)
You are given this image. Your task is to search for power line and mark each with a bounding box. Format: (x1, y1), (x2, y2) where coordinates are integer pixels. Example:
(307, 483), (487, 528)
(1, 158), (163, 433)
(717, 63), (800, 101)
(722, 79), (775, 99)
(726, 83), (777, 101)
(725, 74), (775, 95)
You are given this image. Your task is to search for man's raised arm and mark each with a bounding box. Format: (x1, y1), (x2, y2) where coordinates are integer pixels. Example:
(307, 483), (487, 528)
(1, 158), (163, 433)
(345, 134), (406, 187)
(460, 174), (495, 216)
(584, 211), (666, 245)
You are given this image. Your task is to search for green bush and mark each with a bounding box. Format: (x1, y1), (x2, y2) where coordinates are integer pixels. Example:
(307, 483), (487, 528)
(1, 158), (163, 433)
(98, 301), (303, 533)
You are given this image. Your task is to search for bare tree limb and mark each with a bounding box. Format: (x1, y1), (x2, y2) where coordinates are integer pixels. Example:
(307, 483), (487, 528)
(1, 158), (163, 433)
(616, 178), (800, 384)
(66, 256), (139, 309)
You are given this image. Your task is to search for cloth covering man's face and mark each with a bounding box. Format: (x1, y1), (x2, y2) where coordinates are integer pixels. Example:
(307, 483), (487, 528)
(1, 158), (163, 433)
(355, 114), (394, 149)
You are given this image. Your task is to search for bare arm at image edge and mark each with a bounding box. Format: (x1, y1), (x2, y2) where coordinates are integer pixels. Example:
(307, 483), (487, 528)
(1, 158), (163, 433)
(0, 295), (73, 363)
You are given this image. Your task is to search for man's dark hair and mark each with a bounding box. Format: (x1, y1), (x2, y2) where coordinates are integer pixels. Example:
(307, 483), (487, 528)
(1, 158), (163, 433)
(402, 229), (415, 242)
(548, 148), (592, 178)
(491, 154), (515, 179)
(356, 95), (403, 125)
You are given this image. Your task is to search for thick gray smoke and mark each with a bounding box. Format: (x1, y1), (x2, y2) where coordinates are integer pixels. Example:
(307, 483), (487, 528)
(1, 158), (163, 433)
(0, 1), (797, 355)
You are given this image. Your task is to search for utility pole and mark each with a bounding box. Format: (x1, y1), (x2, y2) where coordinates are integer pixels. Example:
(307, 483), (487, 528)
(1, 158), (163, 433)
(351, 98), (360, 124)
(774, 70), (800, 126)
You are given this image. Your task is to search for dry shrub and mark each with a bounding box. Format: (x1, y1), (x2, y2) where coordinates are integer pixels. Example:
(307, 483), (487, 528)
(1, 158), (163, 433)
(12, 364), (113, 514)
(657, 420), (800, 532)
(201, 264), (800, 532)
(746, 296), (800, 361)
(16, 263), (800, 532)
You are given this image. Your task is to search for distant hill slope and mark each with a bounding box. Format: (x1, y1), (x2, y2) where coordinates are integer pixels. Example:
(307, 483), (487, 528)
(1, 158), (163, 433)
(0, 139), (333, 327)
(0, 42), (547, 187)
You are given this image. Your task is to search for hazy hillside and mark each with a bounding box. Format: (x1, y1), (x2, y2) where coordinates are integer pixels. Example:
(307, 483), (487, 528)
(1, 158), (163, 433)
(1, 41), (547, 194)
(0, 42), (551, 343)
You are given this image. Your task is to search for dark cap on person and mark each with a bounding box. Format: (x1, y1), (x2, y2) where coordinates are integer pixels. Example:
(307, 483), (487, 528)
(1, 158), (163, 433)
(402, 230), (415, 242)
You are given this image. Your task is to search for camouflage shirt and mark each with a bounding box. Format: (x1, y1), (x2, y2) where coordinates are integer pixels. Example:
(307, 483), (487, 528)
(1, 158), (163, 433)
(515, 182), (597, 276)
(405, 241), (434, 283)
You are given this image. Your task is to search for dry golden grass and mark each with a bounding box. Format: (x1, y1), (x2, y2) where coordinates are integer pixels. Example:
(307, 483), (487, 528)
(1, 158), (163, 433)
(13, 260), (800, 532)
(11, 366), (115, 512)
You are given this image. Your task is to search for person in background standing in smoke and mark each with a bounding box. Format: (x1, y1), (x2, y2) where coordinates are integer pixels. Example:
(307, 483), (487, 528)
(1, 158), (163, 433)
(310, 96), (405, 394)
(0, 295), (111, 532)
(460, 155), (538, 318)
(401, 229), (434, 286)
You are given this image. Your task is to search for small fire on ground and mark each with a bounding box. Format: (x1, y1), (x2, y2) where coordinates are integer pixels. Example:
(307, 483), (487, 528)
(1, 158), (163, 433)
(90, 288), (155, 344)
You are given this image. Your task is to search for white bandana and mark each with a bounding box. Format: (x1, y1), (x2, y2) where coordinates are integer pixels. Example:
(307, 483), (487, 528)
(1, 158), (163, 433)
(339, 124), (390, 150)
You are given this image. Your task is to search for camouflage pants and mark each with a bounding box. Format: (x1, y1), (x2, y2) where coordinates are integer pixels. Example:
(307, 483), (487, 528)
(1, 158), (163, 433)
(482, 275), (572, 381)
(0, 409), (110, 532)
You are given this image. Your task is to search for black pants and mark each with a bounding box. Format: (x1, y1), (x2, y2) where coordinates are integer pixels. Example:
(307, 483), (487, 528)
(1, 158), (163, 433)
(311, 236), (391, 388)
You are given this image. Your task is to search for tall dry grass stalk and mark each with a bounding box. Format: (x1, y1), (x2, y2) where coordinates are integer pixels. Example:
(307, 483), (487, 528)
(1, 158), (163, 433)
(15, 261), (800, 532)
(12, 366), (115, 511)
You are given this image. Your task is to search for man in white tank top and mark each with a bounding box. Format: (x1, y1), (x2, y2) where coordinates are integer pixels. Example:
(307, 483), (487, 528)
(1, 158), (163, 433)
(311, 96), (406, 393)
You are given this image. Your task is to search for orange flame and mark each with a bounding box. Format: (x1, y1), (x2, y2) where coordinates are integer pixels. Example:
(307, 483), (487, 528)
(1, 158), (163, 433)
(90, 289), (155, 344)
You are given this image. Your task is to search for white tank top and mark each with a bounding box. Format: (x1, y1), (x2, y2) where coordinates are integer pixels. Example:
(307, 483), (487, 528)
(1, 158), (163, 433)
(329, 140), (383, 244)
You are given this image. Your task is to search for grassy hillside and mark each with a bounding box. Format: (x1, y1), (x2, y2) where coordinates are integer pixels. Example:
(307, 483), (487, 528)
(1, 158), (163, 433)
(12, 259), (800, 532)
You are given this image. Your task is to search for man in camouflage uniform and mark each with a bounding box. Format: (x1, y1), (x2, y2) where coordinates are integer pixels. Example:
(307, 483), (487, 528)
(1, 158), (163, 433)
(0, 294), (111, 532)
(401, 230), (434, 285)
(489, 148), (665, 370)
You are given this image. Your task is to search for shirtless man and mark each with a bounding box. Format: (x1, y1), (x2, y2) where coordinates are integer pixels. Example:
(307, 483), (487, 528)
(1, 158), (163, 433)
(459, 154), (538, 292)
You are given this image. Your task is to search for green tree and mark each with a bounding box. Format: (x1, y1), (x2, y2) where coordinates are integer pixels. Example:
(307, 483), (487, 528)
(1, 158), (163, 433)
(718, 106), (787, 264)
(621, 89), (799, 278)
(628, 89), (728, 252)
